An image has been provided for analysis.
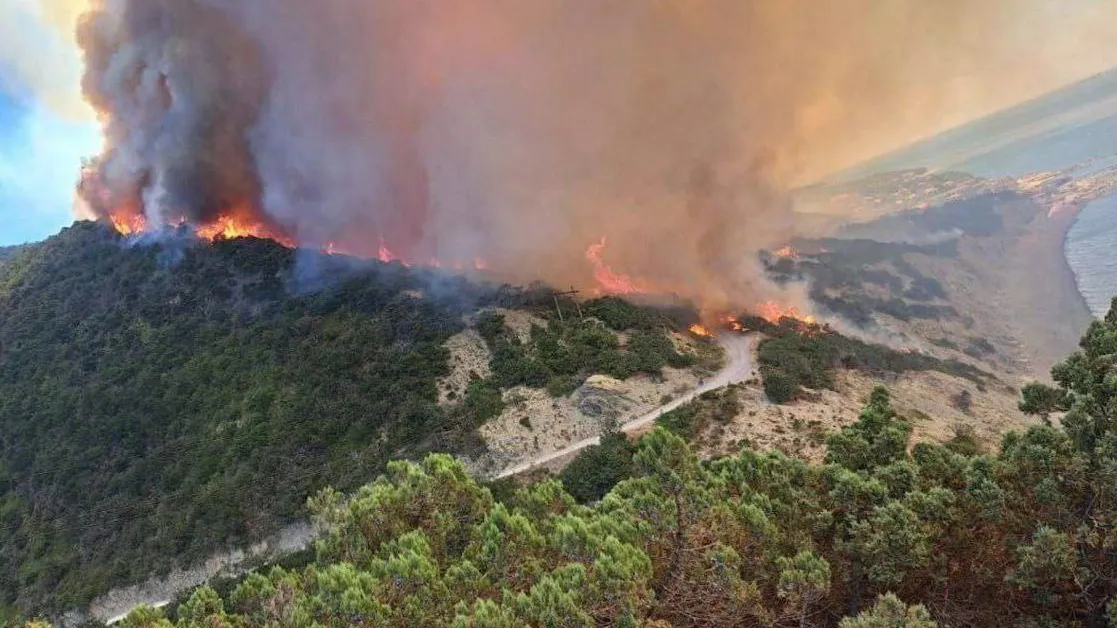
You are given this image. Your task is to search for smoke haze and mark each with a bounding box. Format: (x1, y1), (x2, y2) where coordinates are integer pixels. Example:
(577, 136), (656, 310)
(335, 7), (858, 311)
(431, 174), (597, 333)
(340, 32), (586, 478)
(73, 0), (1117, 308)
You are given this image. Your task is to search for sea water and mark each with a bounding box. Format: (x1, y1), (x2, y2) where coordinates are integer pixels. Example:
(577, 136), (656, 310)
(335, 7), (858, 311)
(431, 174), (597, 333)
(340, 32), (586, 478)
(1066, 192), (1117, 317)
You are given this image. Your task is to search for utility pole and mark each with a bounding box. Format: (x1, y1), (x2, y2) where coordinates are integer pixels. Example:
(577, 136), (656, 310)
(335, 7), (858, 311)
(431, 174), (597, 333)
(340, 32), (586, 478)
(553, 287), (583, 322)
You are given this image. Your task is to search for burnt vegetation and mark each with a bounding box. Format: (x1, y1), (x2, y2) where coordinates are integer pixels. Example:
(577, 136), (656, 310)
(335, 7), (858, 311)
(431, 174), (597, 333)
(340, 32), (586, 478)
(743, 316), (989, 403)
(766, 192), (1039, 329)
(763, 239), (957, 328)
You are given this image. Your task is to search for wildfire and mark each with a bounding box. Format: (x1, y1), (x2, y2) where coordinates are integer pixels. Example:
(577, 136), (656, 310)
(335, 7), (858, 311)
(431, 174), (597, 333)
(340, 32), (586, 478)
(109, 213), (148, 236)
(722, 316), (745, 332)
(689, 324), (714, 337)
(194, 214), (295, 247)
(756, 301), (816, 325)
(773, 245), (798, 259)
(585, 238), (648, 295)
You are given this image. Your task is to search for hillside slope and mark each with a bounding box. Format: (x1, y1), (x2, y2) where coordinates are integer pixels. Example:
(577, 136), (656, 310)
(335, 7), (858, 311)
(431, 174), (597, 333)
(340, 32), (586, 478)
(773, 188), (1093, 380)
(0, 223), (713, 618)
(0, 223), (475, 612)
(69, 299), (1117, 628)
(0, 246), (20, 265)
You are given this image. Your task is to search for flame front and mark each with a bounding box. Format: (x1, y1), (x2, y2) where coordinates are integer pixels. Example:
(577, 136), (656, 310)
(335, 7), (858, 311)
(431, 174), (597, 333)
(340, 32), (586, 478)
(585, 238), (648, 295)
(193, 213), (295, 247)
(722, 316), (745, 332)
(689, 324), (713, 337)
(109, 212), (148, 236)
(757, 301), (816, 325)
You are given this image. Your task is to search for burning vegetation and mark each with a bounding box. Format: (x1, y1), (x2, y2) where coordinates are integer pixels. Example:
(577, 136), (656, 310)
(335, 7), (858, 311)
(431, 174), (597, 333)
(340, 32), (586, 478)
(70, 0), (1059, 315)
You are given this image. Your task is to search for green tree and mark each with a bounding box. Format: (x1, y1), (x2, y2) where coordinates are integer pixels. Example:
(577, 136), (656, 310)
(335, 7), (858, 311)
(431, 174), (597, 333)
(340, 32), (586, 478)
(827, 388), (911, 472)
(117, 606), (174, 628)
(309, 455), (492, 567)
(838, 594), (936, 628)
(560, 432), (635, 503)
(777, 550), (832, 627)
(846, 503), (930, 588)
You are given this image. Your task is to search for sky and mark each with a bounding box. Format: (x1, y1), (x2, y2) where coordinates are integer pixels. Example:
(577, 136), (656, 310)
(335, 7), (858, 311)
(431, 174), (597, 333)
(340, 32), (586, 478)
(0, 0), (1116, 246)
(0, 0), (97, 246)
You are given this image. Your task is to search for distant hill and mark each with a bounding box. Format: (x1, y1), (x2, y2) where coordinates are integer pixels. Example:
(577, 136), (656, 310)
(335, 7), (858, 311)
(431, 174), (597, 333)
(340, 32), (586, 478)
(829, 66), (1117, 181)
(0, 245), (20, 264)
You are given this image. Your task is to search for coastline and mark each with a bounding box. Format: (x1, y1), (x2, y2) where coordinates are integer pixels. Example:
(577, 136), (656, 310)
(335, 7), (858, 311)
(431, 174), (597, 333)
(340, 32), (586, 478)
(1064, 192), (1117, 319)
(1002, 199), (1093, 377)
(1064, 202), (1097, 318)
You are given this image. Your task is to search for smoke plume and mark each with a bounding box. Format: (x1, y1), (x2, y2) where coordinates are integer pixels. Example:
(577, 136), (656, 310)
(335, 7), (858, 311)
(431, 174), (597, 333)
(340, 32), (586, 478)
(73, 0), (1117, 309)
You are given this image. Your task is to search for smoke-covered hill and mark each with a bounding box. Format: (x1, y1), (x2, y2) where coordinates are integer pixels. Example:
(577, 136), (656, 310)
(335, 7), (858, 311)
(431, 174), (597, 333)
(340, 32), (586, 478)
(0, 222), (714, 617)
(0, 219), (1041, 620)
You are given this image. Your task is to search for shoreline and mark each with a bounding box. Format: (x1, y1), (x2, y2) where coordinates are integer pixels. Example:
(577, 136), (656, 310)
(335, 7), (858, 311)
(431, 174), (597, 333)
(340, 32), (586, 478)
(1003, 198), (1093, 377)
(1063, 202), (1096, 318)
(1063, 192), (1117, 319)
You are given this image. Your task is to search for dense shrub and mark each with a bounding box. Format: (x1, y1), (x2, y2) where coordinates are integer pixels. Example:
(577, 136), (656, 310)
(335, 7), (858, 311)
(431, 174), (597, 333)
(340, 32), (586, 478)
(475, 311), (692, 398)
(656, 386), (742, 440)
(559, 431), (635, 502)
(763, 371), (800, 404)
(583, 296), (659, 331)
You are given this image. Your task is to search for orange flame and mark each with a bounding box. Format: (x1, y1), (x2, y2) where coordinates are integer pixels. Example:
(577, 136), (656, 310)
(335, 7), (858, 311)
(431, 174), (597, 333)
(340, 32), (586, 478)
(756, 301), (816, 325)
(722, 316), (745, 332)
(689, 324), (713, 337)
(585, 238), (648, 295)
(773, 245), (798, 259)
(109, 213), (148, 236)
(193, 214), (294, 246)
(376, 237), (405, 264)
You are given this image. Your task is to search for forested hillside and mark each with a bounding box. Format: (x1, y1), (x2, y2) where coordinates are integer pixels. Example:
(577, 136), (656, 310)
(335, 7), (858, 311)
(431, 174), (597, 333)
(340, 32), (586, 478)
(0, 223), (705, 618)
(0, 245), (20, 264)
(88, 299), (1117, 628)
(0, 223), (474, 614)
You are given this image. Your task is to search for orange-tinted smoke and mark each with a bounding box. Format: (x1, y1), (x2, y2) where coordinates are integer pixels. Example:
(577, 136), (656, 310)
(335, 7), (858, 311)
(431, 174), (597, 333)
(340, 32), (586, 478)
(71, 0), (1117, 309)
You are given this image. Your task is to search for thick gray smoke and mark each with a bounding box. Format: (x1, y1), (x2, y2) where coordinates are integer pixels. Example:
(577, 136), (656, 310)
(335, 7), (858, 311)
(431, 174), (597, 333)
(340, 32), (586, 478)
(74, 0), (1083, 309)
(78, 0), (268, 227)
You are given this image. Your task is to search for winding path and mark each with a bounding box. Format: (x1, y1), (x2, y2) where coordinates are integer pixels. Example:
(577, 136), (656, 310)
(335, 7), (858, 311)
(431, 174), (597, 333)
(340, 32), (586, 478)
(95, 334), (754, 623)
(495, 333), (755, 479)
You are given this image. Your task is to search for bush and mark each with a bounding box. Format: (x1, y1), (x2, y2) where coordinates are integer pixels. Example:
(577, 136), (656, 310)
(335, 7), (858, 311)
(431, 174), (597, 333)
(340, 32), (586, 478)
(476, 312), (690, 395)
(656, 387), (742, 440)
(952, 389), (973, 413)
(559, 432), (635, 503)
(763, 371), (800, 404)
(545, 375), (583, 398)
(465, 379), (505, 424)
(583, 297), (658, 331)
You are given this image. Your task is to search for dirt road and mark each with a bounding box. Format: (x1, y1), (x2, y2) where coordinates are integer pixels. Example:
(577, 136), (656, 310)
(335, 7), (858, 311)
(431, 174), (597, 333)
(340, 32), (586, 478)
(494, 333), (755, 479)
(94, 334), (754, 623)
